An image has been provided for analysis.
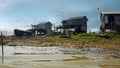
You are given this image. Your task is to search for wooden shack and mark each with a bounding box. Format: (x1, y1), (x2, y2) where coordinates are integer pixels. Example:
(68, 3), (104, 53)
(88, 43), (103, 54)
(14, 29), (32, 37)
(32, 21), (52, 30)
(100, 12), (120, 33)
(31, 21), (52, 36)
(14, 22), (53, 37)
(57, 16), (88, 35)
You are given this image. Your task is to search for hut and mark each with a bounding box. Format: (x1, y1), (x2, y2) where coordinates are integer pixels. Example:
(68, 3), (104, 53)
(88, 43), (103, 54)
(100, 12), (120, 33)
(57, 16), (88, 35)
(14, 29), (32, 37)
(14, 21), (53, 37)
(31, 21), (52, 36)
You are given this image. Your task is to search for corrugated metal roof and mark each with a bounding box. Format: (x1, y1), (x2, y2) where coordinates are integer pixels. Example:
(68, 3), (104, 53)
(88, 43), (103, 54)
(34, 21), (52, 26)
(101, 12), (120, 15)
(68, 16), (86, 20)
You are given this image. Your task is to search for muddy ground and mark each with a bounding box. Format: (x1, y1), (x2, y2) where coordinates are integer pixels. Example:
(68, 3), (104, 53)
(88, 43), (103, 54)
(6, 37), (120, 49)
(0, 37), (120, 68)
(4, 37), (120, 57)
(0, 46), (120, 68)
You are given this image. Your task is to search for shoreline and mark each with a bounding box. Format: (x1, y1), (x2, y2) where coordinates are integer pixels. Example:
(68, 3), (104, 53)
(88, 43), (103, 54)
(4, 37), (120, 58)
(3, 44), (120, 59)
(6, 37), (120, 49)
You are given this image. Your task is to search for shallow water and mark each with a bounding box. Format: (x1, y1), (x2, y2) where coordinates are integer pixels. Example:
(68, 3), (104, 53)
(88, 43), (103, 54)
(0, 46), (120, 68)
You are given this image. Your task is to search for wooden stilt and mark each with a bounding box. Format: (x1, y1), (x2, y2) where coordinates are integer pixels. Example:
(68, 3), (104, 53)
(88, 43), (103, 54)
(1, 32), (4, 56)
(1, 32), (4, 64)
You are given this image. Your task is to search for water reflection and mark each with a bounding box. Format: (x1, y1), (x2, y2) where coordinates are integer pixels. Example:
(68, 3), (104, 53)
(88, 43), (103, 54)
(2, 54), (4, 64)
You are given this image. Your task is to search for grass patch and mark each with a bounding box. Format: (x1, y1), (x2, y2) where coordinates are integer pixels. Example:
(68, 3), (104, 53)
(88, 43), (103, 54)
(106, 33), (120, 39)
(32, 35), (61, 39)
(71, 33), (100, 39)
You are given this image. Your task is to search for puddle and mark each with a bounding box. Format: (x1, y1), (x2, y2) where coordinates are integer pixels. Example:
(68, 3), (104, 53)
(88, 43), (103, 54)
(0, 65), (14, 68)
(0, 46), (120, 68)
(13, 52), (54, 55)
(63, 56), (90, 61)
(32, 56), (91, 62)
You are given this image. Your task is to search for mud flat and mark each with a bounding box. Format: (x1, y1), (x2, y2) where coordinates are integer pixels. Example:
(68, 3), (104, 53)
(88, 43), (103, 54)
(0, 46), (120, 68)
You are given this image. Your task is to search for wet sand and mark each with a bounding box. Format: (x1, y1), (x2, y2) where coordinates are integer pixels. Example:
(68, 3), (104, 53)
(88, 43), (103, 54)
(0, 46), (120, 68)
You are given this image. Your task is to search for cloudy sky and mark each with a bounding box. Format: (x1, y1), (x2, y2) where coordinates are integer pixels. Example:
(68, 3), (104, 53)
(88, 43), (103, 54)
(0, 0), (120, 35)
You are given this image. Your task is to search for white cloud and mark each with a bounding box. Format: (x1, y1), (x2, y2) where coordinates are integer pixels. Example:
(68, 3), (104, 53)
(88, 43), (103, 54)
(0, 18), (14, 35)
(0, 18), (32, 36)
(15, 22), (32, 30)
(0, 18), (19, 30)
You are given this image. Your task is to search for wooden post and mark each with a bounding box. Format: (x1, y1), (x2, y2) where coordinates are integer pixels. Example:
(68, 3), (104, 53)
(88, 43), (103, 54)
(1, 32), (4, 64)
(1, 32), (4, 56)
